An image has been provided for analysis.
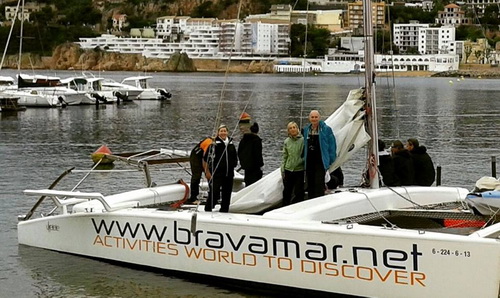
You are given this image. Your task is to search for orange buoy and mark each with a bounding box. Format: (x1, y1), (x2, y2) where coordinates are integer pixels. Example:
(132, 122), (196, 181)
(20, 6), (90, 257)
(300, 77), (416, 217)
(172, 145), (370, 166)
(91, 145), (114, 164)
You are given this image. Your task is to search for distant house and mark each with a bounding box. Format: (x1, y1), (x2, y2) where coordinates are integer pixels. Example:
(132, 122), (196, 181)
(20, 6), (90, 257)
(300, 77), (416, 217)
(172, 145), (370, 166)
(4, 2), (44, 22)
(112, 14), (128, 31)
(435, 4), (471, 26)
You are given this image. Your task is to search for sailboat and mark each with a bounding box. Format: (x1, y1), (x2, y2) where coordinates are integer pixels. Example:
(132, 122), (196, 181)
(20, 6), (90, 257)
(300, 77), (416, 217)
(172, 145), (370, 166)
(16, 1), (500, 297)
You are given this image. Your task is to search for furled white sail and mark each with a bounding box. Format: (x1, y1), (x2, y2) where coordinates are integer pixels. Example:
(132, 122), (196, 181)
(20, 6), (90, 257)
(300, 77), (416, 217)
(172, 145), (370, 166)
(230, 88), (369, 213)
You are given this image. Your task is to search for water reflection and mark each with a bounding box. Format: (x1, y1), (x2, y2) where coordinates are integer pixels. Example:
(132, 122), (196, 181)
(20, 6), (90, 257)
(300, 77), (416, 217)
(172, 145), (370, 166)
(18, 245), (253, 298)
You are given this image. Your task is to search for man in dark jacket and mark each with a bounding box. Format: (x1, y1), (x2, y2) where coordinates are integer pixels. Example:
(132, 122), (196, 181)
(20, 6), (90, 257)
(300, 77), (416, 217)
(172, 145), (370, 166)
(238, 122), (264, 186)
(378, 139), (398, 186)
(391, 140), (414, 186)
(406, 138), (435, 186)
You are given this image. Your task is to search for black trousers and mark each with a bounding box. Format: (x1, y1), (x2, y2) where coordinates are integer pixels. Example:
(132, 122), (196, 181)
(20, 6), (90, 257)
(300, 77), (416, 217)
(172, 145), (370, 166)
(189, 154), (203, 200)
(282, 170), (304, 206)
(244, 168), (263, 186)
(306, 162), (326, 199)
(206, 175), (234, 212)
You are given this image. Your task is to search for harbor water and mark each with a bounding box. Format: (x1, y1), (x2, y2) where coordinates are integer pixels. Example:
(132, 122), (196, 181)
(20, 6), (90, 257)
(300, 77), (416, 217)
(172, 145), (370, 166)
(1, 71), (499, 297)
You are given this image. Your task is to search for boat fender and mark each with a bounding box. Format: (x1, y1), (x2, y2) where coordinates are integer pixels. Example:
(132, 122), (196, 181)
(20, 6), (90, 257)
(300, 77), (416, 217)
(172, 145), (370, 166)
(190, 212), (197, 234)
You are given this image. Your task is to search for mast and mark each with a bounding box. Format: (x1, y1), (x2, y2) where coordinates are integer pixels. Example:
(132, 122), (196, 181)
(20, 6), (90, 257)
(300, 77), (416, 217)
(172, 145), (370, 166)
(363, 0), (380, 189)
(18, 0), (25, 73)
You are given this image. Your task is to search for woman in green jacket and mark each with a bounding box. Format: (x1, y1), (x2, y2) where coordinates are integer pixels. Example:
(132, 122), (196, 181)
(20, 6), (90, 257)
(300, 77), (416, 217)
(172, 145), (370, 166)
(281, 121), (305, 206)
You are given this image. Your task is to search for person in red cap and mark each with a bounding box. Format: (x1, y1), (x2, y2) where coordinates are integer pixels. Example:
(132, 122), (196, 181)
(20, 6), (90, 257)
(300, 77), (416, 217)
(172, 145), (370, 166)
(239, 112), (251, 124)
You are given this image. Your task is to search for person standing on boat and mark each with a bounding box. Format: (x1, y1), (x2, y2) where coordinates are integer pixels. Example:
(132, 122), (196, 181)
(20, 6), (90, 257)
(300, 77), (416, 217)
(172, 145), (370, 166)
(391, 140), (415, 186)
(281, 121), (305, 205)
(303, 110), (337, 199)
(406, 138), (435, 186)
(188, 137), (213, 203)
(203, 125), (238, 212)
(238, 122), (264, 186)
(377, 139), (398, 186)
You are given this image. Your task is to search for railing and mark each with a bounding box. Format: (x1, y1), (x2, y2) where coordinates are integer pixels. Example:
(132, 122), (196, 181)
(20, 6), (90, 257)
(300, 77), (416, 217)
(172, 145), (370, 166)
(18, 189), (140, 222)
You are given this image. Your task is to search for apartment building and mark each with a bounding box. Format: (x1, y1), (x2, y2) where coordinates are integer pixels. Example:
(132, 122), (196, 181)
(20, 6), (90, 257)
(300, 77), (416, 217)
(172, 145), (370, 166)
(80, 15), (289, 59)
(418, 26), (457, 54)
(460, 0), (499, 17)
(346, 1), (385, 29)
(393, 21), (429, 53)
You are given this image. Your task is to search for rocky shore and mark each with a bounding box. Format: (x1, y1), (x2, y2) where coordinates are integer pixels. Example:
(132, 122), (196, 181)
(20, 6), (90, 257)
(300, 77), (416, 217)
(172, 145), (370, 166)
(1, 43), (499, 78)
(431, 66), (500, 78)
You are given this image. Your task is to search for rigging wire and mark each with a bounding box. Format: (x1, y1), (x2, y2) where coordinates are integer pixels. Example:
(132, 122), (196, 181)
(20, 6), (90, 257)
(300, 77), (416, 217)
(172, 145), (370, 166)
(299, 0), (311, 129)
(383, 4), (400, 139)
(18, 0), (25, 72)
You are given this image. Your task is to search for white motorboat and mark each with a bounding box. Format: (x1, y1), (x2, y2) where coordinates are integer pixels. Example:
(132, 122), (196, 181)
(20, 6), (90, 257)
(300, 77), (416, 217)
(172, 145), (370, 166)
(61, 77), (116, 105)
(2, 88), (60, 107)
(121, 76), (172, 101)
(99, 78), (143, 101)
(12, 74), (85, 106)
(15, 1), (500, 297)
(0, 76), (15, 90)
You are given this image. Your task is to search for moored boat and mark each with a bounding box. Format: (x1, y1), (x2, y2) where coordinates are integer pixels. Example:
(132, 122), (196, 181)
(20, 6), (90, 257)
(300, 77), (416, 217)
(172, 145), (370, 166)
(121, 76), (172, 101)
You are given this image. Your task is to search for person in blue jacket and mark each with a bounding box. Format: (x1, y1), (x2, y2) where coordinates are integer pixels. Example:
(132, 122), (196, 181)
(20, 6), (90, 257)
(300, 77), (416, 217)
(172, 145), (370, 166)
(303, 110), (337, 199)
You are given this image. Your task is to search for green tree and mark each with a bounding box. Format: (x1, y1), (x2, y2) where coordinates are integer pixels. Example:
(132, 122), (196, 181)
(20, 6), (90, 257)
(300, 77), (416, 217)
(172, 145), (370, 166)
(481, 5), (500, 28)
(455, 25), (483, 41)
(61, 3), (101, 26)
(464, 45), (472, 63)
(126, 15), (153, 29)
(474, 50), (482, 63)
(192, 1), (217, 18)
(375, 29), (397, 54)
(406, 47), (420, 54)
(31, 6), (55, 26)
(389, 6), (436, 24)
(289, 24), (330, 58)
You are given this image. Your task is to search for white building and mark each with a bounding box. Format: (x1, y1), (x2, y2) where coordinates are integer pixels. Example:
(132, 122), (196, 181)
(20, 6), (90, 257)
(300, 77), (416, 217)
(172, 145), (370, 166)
(79, 16), (290, 59)
(249, 22), (290, 56)
(218, 21), (253, 55)
(339, 37), (365, 52)
(435, 3), (471, 26)
(4, 2), (43, 22)
(460, 0), (499, 17)
(393, 22), (429, 53)
(418, 26), (456, 55)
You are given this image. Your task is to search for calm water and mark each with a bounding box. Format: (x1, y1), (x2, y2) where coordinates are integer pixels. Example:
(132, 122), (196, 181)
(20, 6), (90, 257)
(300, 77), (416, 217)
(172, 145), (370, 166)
(1, 71), (499, 297)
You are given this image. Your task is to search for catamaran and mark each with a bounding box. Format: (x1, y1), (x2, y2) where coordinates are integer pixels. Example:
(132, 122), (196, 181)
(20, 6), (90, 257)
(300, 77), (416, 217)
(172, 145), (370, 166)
(16, 0), (500, 297)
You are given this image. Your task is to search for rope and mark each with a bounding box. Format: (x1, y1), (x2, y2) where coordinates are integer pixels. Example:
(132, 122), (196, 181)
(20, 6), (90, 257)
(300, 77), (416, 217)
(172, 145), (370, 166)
(357, 190), (397, 228)
(170, 179), (190, 208)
